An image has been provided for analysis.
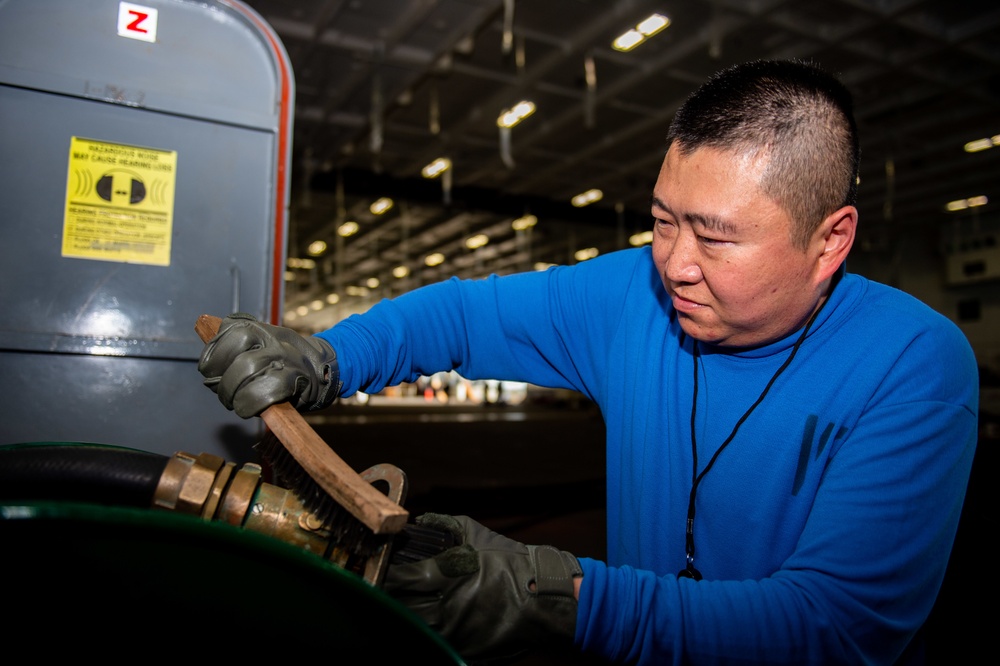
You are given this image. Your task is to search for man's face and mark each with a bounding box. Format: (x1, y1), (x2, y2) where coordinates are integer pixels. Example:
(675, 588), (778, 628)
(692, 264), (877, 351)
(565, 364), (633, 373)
(651, 144), (826, 348)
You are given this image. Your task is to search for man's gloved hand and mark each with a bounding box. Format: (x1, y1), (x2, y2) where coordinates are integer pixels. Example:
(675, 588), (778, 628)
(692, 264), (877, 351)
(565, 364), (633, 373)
(197, 313), (342, 418)
(383, 513), (582, 664)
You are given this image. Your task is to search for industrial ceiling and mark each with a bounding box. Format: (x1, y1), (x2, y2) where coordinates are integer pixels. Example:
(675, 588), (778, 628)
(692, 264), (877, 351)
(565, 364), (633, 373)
(239, 0), (1000, 330)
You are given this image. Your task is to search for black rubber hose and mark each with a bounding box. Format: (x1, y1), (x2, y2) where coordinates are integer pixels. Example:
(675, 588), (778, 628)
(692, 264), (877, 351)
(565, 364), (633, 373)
(0, 443), (168, 508)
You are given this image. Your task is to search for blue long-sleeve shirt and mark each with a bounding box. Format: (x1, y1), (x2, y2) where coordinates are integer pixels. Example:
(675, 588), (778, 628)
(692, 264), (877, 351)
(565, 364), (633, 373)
(316, 247), (978, 664)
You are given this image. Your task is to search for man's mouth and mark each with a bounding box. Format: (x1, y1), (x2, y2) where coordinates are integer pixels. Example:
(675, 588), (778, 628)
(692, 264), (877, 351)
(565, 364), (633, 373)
(670, 290), (702, 313)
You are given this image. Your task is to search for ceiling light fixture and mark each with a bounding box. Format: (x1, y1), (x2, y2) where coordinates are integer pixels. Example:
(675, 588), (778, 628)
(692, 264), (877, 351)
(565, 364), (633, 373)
(613, 30), (643, 52)
(421, 157), (451, 178)
(571, 188), (603, 207)
(287, 257), (316, 269)
(512, 214), (537, 230)
(574, 247), (599, 262)
(338, 220), (359, 237)
(629, 230), (653, 246)
(307, 240), (327, 256)
(326, 293), (340, 304)
(964, 138), (992, 153)
(370, 197), (394, 214)
(425, 252), (445, 267)
(366, 277), (380, 288)
(945, 195), (988, 211)
(466, 234), (489, 249)
(392, 265), (409, 279)
(963, 135), (1000, 153)
(612, 13), (669, 51)
(497, 100), (536, 128)
(637, 13), (670, 36)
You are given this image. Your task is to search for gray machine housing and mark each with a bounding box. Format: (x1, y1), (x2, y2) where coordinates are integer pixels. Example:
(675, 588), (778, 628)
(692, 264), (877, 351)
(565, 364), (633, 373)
(0, 0), (294, 462)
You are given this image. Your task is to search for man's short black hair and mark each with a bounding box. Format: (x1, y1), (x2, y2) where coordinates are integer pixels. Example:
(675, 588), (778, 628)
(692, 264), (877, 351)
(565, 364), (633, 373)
(666, 59), (861, 248)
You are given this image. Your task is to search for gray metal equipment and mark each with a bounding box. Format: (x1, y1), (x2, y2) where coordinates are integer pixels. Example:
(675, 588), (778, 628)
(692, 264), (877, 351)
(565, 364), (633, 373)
(0, 0), (294, 461)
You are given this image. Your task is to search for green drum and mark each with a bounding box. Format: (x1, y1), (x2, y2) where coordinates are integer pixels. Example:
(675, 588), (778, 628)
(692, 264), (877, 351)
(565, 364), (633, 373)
(0, 443), (463, 662)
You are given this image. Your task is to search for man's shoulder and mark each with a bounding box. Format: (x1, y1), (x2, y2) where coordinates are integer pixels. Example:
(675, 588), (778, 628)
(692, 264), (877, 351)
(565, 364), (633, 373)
(845, 273), (947, 319)
(839, 273), (972, 351)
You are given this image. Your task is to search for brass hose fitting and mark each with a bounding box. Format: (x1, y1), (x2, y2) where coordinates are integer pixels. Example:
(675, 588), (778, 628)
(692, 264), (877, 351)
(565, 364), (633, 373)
(153, 451), (407, 586)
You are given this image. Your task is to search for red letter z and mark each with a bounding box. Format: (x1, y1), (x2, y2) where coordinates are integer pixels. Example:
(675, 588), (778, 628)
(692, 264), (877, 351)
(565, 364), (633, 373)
(127, 10), (149, 33)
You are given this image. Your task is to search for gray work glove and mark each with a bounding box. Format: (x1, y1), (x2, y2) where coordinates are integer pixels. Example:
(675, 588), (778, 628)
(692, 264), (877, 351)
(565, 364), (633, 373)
(197, 312), (342, 418)
(383, 513), (582, 664)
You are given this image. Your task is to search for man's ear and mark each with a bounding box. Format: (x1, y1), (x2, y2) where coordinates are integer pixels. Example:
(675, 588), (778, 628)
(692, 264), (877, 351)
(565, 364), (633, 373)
(814, 205), (857, 281)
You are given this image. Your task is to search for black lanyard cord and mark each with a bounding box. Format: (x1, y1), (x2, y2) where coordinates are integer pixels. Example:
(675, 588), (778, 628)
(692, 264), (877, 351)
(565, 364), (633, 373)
(680, 304), (823, 580)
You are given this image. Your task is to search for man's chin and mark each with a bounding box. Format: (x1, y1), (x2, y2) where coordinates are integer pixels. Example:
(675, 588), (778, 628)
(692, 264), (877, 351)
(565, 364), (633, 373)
(678, 317), (724, 345)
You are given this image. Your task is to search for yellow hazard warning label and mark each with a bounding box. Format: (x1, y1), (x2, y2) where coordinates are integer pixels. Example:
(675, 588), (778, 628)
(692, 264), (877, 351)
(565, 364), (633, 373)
(63, 137), (177, 266)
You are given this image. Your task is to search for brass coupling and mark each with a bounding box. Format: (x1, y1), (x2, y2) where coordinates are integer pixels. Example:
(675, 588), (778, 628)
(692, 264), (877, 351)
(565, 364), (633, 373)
(152, 451), (407, 587)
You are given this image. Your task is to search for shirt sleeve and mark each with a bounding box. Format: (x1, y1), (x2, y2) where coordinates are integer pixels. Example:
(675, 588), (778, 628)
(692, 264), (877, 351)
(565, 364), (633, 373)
(314, 249), (644, 400)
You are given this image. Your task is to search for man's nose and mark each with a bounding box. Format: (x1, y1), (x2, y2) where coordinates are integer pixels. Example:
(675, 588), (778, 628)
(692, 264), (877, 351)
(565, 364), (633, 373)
(664, 230), (703, 284)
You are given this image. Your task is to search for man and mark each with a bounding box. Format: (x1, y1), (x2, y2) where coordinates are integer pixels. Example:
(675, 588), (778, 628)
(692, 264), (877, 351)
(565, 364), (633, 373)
(198, 60), (978, 664)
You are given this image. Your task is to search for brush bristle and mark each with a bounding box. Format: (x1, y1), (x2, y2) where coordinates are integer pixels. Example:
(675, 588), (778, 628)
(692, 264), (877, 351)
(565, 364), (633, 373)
(388, 522), (457, 564)
(254, 431), (387, 558)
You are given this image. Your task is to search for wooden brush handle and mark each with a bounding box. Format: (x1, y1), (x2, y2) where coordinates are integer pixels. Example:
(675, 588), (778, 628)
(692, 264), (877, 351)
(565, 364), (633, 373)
(196, 314), (408, 535)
